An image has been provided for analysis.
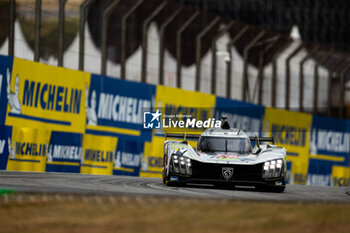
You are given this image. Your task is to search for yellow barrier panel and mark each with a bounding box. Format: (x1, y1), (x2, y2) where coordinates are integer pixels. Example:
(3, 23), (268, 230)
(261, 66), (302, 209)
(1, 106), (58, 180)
(155, 85), (216, 133)
(140, 136), (199, 179)
(6, 127), (50, 172)
(264, 107), (312, 185)
(80, 134), (118, 175)
(140, 86), (216, 178)
(332, 166), (350, 186)
(140, 136), (164, 178)
(5, 58), (90, 133)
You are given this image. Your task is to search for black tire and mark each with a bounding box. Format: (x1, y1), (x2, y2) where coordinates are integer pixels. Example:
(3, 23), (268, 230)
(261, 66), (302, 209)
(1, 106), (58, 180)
(162, 170), (178, 186)
(162, 174), (166, 184)
(162, 169), (168, 184)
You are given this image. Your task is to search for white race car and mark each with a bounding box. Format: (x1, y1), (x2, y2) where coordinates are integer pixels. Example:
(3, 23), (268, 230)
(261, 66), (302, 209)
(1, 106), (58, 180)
(162, 118), (287, 192)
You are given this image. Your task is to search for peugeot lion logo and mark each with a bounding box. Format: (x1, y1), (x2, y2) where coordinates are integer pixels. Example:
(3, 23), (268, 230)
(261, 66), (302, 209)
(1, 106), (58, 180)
(222, 167), (233, 180)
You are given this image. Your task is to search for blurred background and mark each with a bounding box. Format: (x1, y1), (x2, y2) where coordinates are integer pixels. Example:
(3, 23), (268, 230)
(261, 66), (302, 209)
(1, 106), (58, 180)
(1, 0), (350, 118)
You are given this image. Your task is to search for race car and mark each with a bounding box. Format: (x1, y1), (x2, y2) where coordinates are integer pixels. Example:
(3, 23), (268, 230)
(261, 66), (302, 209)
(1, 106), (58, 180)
(162, 118), (287, 192)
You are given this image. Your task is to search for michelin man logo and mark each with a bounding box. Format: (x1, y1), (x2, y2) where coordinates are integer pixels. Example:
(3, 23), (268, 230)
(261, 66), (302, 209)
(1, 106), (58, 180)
(309, 128), (318, 155)
(8, 137), (15, 159)
(143, 110), (161, 129)
(80, 153), (85, 165)
(114, 151), (122, 168)
(141, 155), (148, 171)
(7, 69), (21, 114)
(47, 144), (53, 162)
(85, 85), (97, 126)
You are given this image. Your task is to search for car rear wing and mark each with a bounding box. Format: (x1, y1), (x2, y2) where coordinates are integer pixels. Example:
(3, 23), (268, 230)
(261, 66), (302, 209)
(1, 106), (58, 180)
(249, 136), (275, 144)
(165, 132), (201, 141)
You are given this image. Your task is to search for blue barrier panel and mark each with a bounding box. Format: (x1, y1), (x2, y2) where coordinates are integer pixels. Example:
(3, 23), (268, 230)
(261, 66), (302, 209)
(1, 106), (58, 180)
(0, 55), (14, 170)
(83, 74), (156, 176)
(85, 74), (156, 142)
(0, 126), (12, 170)
(0, 55), (13, 126)
(113, 137), (144, 176)
(308, 115), (350, 185)
(214, 97), (265, 136)
(46, 131), (83, 173)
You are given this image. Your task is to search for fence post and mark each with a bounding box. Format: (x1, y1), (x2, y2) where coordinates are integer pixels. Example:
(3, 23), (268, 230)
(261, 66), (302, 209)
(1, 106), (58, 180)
(257, 36), (280, 105)
(79, 0), (94, 71)
(226, 26), (249, 98)
(8, 0), (15, 56)
(158, 7), (182, 85)
(327, 54), (347, 116)
(121, 0), (144, 79)
(101, 0), (122, 76)
(285, 43), (304, 110)
(141, 2), (167, 83)
(58, 0), (67, 67)
(339, 63), (350, 118)
(34, 0), (42, 62)
(271, 40), (292, 107)
(176, 11), (199, 88)
(299, 45), (320, 112)
(210, 21), (234, 95)
(242, 31), (265, 102)
(313, 49), (334, 114)
(195, 16), (220, 91)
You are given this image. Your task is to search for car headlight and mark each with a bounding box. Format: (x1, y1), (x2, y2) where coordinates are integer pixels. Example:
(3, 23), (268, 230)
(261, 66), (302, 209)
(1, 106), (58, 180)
(262, 159), (283, 178)
(171, 154), (192, 176)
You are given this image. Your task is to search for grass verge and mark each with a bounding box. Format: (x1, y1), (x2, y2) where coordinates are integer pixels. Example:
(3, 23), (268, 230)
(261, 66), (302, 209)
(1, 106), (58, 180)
(0, 193), (349, 233)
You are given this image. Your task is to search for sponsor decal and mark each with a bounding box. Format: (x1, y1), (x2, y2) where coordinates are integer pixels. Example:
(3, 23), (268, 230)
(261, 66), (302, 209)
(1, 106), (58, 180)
(170, 176), (179, 181)
(217, 154), (239, 159)
(275, 181), (283, 186)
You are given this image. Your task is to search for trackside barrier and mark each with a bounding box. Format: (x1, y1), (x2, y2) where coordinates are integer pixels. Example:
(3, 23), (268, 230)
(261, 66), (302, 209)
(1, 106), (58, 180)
(0, 55), (349, 186)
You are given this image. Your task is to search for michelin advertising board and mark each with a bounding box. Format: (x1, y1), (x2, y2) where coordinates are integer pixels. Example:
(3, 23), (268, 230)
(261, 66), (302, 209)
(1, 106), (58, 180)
(0, 54), (349, 185)
(215, 97), (265, 137)
(264, 107), (312, 185)
(309, 115), (350, 186)
(6, 57), (90, 133)
(84, 74), (155, 175)
(0, 55), (156, 175)
(140, 85), (216, 178)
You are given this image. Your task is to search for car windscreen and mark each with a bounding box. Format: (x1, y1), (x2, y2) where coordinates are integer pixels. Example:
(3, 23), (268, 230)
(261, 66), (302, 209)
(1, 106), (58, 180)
(197, 137), (251, 154)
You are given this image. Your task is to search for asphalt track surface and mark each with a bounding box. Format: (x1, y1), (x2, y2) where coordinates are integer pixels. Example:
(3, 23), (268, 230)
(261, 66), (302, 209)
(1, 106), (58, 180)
(0, 171), (349, 202)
